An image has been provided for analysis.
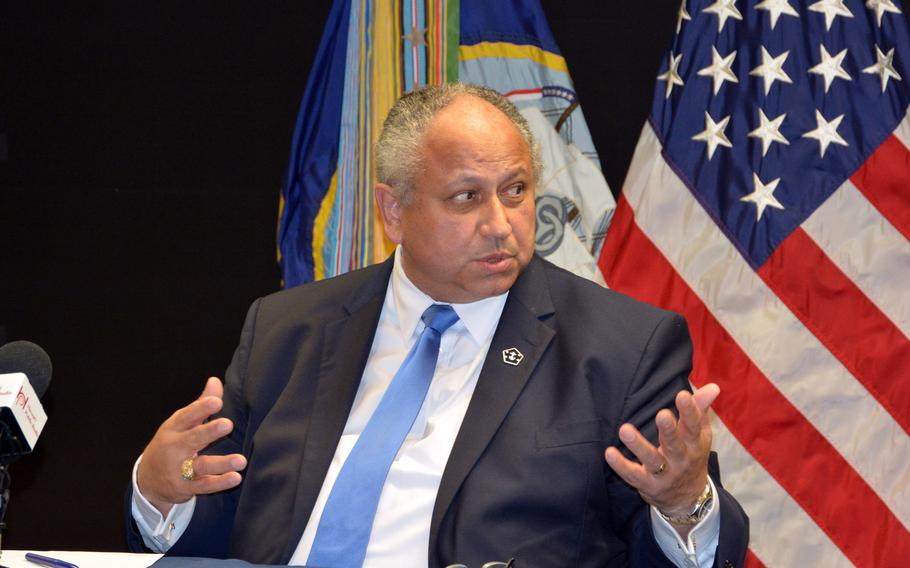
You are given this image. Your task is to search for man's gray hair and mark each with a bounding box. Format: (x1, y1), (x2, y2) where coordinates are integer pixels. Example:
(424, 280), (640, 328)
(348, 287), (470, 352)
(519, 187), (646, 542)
(375, 83), (543, 204)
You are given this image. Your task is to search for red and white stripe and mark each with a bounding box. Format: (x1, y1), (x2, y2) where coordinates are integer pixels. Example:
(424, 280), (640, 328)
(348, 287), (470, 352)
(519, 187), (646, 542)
(599, 120), (910, 567)
(711, 415), (853, 568)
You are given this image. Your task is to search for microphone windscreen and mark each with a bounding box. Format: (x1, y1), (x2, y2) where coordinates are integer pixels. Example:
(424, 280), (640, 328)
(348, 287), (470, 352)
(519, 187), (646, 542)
(0, 341), (52, 398)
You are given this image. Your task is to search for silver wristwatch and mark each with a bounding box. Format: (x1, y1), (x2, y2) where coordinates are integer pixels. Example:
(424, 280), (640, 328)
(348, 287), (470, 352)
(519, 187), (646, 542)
(658, 481), (714, 526)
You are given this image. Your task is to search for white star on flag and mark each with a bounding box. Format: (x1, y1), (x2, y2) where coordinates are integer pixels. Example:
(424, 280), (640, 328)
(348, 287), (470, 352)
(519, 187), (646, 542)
(809, 45), (852, 93)
(740, 172), (785, 221)
(677, 0), (692, 34)
(703, 0), (744, 33)
(866, 0), (902, 27)
(802, 110), (849, 157)
(748, 109), (789, 156)
(808, 0), (854, 31)
(657, 52), (685, 98)
(698, 47), (739, 94)
(755, 0), (800, 30)
(863, 45), (903, 92)
(750, 47), (794, 95)
(692, 111), (733, 159)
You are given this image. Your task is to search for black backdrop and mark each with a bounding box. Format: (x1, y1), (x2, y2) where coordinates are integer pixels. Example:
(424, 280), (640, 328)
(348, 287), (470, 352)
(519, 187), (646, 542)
(0, 1), (679, 550)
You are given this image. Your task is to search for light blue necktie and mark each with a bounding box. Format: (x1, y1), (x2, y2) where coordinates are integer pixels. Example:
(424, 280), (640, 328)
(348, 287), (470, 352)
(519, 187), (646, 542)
(307, 304), (459, 568)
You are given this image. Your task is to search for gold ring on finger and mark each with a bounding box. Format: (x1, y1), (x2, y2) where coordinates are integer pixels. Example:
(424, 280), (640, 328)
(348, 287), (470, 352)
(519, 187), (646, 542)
(181, 457), (197, 481)
(652, 462), (666, 475)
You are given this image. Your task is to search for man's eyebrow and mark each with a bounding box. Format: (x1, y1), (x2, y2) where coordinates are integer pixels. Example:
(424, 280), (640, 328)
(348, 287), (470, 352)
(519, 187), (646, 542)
(446, 166), (531, 186)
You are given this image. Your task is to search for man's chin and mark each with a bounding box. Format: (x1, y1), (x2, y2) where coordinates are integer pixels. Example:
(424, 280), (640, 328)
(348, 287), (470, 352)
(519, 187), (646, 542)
(472, 270), (521, 300)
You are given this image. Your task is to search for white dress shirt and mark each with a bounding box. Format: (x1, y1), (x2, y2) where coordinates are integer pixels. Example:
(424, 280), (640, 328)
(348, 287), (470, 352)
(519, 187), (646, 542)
(132, 246), (719, 567)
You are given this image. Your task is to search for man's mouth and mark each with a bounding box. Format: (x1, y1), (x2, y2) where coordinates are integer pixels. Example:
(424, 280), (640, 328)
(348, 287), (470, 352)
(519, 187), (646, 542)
(481, 252), (513, 263)
(478, 252), (518, 272)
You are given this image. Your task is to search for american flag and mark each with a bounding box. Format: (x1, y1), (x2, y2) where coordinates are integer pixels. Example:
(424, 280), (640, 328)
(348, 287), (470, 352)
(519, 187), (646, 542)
(597, 1), (910, 566)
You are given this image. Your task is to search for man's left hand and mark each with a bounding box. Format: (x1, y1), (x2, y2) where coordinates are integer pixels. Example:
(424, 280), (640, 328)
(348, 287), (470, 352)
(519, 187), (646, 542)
(604, 383), (719, 527)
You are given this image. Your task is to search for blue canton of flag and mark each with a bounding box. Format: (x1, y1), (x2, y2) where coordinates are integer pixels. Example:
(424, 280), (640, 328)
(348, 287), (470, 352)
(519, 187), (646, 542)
(655, 0), (910, 267)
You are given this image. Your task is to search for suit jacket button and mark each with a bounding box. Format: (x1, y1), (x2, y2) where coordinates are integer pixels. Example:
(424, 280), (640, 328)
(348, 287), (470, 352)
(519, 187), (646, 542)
(724, 561), (734, 568)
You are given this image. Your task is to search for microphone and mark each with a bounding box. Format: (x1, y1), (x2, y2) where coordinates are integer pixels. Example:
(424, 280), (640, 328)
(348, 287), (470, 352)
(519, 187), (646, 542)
(0, 340), (52, 398)
(0, 341), (51, 463)
(0, 340), (52, 553)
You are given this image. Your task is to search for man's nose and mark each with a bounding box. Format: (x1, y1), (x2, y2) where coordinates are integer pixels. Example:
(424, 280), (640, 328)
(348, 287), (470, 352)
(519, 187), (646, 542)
(479, 198), (512, 239)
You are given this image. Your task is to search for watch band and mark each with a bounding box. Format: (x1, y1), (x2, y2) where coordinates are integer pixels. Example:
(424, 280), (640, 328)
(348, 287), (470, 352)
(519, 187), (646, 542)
(658, 481), (714, 526)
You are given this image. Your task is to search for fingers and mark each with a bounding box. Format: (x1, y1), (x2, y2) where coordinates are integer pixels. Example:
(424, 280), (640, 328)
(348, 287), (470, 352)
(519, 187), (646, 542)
(191, 453), (247, 477)
(169, 393), (223, 431)
(604, 446), (635, 478)
(604, 446), (663, 493)
(199, 376), (224, 400)
(619, 424), (661, 467)
(675, 391), (701, 436)
(605, 424), (665, 485)
(656, 408), (683, 458)
(604, 446), (644, 486)
(605, 386), (719, 515)
(675, 383), (720, 439)
(166, 377), (225, 432)
(137, 377), (239, 515)
(187, 471), (244, 496)
(692, 383), (720, 412)
(182, 454), (247, 496)
(183, 417), (234, 449)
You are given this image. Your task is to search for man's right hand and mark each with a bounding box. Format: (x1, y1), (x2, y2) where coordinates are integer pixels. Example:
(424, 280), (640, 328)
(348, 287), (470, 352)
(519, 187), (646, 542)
(136, 376), (248, 516)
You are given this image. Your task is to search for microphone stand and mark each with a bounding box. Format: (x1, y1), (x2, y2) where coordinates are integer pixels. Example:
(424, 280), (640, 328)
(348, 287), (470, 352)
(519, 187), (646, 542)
(0, 464), (9, 559)
(0, 420), (28, 563)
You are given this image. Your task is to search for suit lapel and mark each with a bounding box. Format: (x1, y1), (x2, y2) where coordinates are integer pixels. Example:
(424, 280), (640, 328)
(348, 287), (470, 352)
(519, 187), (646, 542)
(282, 258), (393, 562)
(429, 257), (556, 555)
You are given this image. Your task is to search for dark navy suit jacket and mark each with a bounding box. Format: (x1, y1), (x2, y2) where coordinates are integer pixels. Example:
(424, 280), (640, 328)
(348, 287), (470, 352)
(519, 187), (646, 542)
(128, 254), (748, 567)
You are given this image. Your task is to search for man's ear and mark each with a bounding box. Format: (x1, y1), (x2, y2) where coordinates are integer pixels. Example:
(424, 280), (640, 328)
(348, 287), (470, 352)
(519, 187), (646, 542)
(375, 183), (403, 244)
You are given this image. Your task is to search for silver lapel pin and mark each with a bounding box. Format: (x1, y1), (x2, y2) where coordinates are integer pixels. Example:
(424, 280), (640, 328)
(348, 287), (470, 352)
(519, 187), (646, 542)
(502, 347), (524, 366)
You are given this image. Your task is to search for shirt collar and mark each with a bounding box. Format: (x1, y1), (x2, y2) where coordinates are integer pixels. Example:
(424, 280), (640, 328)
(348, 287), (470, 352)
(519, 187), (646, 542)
(391, 246), (508, 345)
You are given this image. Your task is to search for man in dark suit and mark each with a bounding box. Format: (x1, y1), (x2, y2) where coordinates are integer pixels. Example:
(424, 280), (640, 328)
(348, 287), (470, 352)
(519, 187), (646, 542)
(129, 84), (748, 567)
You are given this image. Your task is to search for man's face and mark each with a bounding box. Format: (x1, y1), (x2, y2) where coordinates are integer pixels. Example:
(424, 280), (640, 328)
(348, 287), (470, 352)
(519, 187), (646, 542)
(377, 95), (536, 303)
